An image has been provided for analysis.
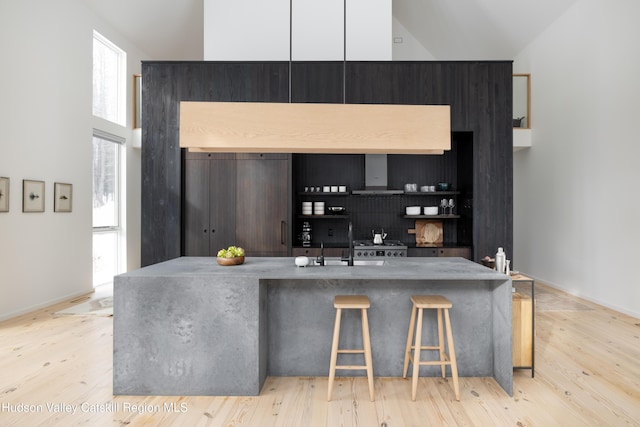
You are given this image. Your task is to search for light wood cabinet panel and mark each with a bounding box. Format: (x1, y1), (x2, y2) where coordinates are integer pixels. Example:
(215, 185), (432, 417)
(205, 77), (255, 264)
(513, 292), (533, 367)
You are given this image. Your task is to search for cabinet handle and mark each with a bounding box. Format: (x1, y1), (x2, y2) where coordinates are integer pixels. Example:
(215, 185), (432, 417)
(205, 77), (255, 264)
(281, 220), (286, 245)
(211, 229), (215, 233)
(203, 229), (207, 233)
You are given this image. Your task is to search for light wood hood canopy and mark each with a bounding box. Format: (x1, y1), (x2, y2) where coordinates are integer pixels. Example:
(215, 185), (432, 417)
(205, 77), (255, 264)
(179, 102), (451, 154)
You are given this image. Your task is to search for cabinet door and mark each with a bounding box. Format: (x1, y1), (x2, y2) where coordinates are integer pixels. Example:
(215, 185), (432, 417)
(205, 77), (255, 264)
(437, 247), (472, 259)
(407, 248), (438, 257)
(513, 293), (533, 366)
(292, 247), (347, 257)
(184, 155), (237, 256)
(184, 158), (210, 256)
(236, 158), (290, 256)
(209, 158), (237, 254)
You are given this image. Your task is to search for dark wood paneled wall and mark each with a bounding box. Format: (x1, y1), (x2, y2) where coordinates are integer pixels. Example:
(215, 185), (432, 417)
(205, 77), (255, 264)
(141, 61), (512, 265)
(346, 61), (513, 260)
(141, 62), (289, 266)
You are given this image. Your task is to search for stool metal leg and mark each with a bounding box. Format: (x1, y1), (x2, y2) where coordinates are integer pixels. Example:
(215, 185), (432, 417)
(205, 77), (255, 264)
(328, 308), (342, 401)
(361, 308), (375, 401)
(411, 307), (424, 401)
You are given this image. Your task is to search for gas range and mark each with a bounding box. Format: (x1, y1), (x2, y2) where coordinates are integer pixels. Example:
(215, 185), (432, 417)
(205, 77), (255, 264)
(353, 240), (407, 259)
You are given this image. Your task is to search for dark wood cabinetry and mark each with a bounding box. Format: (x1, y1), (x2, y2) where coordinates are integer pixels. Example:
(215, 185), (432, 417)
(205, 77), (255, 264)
(236, 156), (291, 256)
(184, 152), (291, 257)
(292, 247), (347, 258)
(408, 247), (471, 259)
(184, 152), (236, 256)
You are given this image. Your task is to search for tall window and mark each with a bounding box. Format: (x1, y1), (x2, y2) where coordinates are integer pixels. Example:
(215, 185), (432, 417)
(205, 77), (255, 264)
(92, 132), (123, 286)
(93, 30), (126, 126)
(92, 30), (126, 287)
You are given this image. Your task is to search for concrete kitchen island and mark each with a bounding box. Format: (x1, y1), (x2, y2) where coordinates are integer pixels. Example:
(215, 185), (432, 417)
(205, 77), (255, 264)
(113, 257), (513, 396)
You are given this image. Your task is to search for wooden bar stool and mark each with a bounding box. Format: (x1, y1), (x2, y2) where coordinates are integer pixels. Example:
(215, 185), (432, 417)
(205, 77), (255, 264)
(328, 295), (374, 401)
(402, 295), (460, 401)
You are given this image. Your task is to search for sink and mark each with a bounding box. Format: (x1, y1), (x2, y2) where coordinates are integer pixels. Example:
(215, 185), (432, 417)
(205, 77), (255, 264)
(316, 259), (385, 266)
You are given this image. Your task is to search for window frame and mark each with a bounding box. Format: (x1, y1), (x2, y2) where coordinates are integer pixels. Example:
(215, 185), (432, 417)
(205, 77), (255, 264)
(92, 30), (127, 126)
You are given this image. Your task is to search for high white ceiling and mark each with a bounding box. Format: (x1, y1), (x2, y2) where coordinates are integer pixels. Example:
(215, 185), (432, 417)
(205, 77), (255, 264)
(82, 0), (204, 60)
(82, 0), (579, 60)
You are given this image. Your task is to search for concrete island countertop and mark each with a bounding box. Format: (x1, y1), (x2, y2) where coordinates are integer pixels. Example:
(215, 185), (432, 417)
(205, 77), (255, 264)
(114, 256), (513, 397)
(118, 256), (508, 281)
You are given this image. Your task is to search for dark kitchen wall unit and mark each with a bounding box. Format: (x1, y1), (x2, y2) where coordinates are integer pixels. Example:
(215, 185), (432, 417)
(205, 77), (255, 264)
(184, 152), (291, 257)
(141, 61), (289, 266)
(346, 61), (513, 261)
(235, 153), (291, 256)
(184, 152), (236, 256)
(141, 60), (511, 265)
(292, 134), (472, 250)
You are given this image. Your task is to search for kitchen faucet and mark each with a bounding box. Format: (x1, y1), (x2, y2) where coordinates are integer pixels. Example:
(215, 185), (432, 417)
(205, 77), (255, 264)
(316, 242), (325, 266)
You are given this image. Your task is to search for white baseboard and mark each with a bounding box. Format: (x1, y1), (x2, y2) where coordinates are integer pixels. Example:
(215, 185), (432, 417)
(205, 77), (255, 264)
(0, 290), (95, 322)
(525, 273), (640, 320)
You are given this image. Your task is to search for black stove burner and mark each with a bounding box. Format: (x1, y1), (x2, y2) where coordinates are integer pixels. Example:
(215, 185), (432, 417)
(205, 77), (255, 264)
(354, 240), (405, 247)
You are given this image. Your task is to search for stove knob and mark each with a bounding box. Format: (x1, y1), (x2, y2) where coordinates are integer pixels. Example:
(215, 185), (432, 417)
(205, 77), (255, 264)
(400, 252), (405, 257)
(356, 251), (362, 257)
(393, 251), (398, 257)
(387, 251), (392, 256)
(363, 252), (368, 256)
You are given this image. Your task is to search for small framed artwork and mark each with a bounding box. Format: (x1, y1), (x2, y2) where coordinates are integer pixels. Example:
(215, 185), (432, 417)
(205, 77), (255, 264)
(0, 177), (9, 212)
(23, 179), (45, 212)
(133, 74), (142, 129)
(54, 182), (73, 212)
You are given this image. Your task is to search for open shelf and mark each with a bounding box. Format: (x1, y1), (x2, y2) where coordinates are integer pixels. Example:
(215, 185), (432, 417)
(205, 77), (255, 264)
(298, 215), (350, 219)
(403, 214), (461, 219)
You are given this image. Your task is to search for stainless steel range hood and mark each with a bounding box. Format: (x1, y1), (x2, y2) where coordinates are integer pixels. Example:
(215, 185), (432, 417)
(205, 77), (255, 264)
(352, 154), (403, 195)
(179, 102), (450, 154)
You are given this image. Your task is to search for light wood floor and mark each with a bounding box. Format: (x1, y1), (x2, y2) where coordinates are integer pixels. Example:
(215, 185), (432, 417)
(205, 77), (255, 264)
(1, 282), (639, 427)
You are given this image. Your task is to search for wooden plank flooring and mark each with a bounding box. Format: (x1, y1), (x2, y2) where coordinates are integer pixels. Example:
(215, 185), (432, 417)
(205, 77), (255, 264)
(1, 282), (639, 426)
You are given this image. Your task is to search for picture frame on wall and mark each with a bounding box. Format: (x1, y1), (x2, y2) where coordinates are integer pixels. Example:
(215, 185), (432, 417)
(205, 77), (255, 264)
(133, 74), (142, 129)
(54, 182), (72, 212)
(23, 179), (45, 212)
(0, 177), (9, 212)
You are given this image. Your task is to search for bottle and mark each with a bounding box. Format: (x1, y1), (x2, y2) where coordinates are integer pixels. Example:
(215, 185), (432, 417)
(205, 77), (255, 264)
(495, 247), (506, 274)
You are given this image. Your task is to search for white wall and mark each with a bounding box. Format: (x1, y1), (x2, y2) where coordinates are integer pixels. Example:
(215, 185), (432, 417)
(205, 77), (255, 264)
(204, 0), (392, 61)
(392, 16), (436, 61)
(345, 0), (392, 60)
(292, 0), (344, 61)
(0, 0), (145, 320)
(204, 0), (291, 60)
(513, 0), (640, 317)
